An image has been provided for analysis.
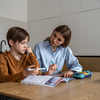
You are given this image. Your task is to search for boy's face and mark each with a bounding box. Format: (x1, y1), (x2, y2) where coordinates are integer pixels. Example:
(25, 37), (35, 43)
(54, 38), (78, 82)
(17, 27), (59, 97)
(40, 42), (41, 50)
(12, 36), (28, 54)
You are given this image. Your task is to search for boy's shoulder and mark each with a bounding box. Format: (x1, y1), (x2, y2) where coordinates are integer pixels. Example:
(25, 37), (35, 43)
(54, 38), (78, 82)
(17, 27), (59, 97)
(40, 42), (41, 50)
(0, 51), (9, 57)
(0, 51), (10, 61)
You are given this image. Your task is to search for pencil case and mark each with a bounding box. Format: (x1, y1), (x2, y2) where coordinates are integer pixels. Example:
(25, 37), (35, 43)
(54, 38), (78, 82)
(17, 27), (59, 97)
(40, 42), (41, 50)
(73, 71), (93, 79)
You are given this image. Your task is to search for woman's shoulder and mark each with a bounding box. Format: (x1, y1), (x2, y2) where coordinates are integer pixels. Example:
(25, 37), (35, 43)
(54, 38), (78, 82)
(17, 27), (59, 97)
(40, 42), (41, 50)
(35, 41), (49, 47)
(63, 46), (70, 50)
(63, 46), (73, 53)
(37, 41), (44, 45)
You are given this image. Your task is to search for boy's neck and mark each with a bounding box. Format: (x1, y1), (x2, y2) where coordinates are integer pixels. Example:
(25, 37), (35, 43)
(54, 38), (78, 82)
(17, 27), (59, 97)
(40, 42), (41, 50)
(10, 49), (22, 61)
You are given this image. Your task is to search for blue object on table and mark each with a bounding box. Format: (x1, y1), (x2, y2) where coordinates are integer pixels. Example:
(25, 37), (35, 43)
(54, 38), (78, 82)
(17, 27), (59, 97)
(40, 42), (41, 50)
(73, 71), (93, 79)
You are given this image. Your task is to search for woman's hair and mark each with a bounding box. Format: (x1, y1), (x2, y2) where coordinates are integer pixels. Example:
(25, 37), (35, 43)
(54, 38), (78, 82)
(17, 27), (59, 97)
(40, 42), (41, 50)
(44, 25), (71, 47)
(6, 26), (29, 48)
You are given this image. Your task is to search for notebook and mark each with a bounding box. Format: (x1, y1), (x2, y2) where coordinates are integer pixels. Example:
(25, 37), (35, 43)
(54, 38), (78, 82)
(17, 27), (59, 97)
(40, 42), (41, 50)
(21, 75), (75, 87)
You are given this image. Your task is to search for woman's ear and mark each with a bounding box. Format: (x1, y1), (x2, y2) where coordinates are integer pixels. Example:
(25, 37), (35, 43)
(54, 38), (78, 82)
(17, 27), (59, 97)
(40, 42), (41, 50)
(9, 39), (14, 47)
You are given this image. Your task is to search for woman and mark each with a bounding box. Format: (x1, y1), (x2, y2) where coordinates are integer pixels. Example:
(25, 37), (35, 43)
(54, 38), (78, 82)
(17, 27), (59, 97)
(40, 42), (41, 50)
(33, 25), (82, 78)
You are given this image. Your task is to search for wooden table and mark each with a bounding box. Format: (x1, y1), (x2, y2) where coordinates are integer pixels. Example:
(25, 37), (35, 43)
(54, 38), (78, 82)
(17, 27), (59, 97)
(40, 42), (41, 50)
(0, 72), (100, 100)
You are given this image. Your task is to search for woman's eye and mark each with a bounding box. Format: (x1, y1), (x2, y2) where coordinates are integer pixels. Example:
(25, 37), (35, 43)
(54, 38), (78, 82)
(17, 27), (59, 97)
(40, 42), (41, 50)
(58, 38), (62, 41)
(54, 34), (57, 37)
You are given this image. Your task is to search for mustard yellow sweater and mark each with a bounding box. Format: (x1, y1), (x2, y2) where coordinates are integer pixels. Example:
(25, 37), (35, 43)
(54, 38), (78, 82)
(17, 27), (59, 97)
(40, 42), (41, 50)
(0, 51), (41, 83)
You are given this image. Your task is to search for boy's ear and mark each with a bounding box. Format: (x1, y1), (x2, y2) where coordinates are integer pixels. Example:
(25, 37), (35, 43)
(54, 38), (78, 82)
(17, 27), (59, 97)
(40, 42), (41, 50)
(9, 39), (14, 46)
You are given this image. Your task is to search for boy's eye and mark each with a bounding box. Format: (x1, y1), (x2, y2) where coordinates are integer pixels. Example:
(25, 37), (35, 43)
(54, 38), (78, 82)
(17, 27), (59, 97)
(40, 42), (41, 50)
(21, 42), (25, 44)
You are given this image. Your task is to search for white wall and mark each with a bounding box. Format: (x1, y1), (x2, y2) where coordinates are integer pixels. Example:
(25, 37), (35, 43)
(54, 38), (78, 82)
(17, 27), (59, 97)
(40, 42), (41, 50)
(0, 0), (28, 52)
(0, 0), (27, 22)
(0, 0), (100, 56)
(0, 17), (28, 52)
(28, 0), (100, 56)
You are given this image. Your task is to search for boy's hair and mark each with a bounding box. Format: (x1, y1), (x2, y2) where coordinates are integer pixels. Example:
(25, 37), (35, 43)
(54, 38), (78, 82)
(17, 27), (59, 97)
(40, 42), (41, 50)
(6, 27), (30, 48)
(44, 25), (71, 47)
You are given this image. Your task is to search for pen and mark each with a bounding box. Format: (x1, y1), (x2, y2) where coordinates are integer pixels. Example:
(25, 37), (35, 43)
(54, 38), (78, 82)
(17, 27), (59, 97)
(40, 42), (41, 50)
(26, 68), (46, 71)
(51, 60), (58, 71)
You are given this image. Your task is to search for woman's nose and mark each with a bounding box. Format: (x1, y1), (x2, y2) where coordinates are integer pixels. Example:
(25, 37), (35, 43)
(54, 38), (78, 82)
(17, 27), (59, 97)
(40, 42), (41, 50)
(54, 38), (57, 42)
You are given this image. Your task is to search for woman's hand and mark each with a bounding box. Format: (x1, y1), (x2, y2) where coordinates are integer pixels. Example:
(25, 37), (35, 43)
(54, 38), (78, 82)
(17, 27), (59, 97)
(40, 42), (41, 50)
(60, 71), (74, 78)
(48, 64), (57, 75)
(43, 64), (58, 75)
(23, 65), (38, 77)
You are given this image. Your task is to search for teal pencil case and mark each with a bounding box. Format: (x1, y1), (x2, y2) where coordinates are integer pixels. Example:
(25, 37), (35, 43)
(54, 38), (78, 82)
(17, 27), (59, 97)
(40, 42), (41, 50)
(73, 71), (93, 79)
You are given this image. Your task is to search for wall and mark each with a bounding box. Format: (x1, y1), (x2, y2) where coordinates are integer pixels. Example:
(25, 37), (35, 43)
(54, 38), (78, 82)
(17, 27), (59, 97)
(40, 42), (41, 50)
(0, 0), (28, 52)
(0, 0), (100, 56)
(0, 0), (27, 22)
(28, 0), (100, 56)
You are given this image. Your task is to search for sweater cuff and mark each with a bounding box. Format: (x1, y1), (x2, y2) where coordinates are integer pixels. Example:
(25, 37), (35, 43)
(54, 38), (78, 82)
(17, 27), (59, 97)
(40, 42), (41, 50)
(19, 72), (24, 79)
(29, 52), (35, 56)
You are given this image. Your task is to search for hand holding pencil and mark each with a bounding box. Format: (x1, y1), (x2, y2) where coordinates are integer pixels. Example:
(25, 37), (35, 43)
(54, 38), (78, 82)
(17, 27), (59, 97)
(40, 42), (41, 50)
(51, 60), (58, 71)
(23, 65), (38, 77)
(47, 61), (58, 75)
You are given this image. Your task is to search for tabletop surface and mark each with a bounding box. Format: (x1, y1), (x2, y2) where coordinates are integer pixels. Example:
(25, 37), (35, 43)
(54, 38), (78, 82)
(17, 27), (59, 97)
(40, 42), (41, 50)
(0, 72), (100, 100)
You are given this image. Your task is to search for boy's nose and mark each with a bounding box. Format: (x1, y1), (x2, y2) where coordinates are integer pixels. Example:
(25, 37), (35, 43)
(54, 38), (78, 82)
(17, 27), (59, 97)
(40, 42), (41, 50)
(25, 44), (28, 48)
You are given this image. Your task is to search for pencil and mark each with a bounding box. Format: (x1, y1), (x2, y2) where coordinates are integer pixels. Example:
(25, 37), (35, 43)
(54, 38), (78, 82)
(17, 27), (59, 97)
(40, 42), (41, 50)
(51, 60), (58, 71)
(26, 68), (46, 71)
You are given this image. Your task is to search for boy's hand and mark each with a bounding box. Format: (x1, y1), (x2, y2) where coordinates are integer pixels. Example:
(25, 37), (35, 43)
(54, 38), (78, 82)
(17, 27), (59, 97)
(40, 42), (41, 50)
(26, 47), (32, 54)
(23, 65), (38, 77)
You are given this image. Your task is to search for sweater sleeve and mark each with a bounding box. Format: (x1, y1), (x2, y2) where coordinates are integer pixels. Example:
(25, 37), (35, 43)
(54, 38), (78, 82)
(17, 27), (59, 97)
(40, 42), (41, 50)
(0, 54), (24, 83)
(27, 52), (41, 75)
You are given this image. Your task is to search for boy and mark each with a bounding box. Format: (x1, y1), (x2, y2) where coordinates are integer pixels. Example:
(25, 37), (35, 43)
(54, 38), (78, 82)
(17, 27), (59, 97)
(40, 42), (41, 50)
(0, 26), (41, 83)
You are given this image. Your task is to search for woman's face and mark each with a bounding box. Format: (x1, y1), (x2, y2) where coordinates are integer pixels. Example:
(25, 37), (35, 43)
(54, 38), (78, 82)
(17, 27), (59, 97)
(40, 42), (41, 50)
(50, 31), (65, 47)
